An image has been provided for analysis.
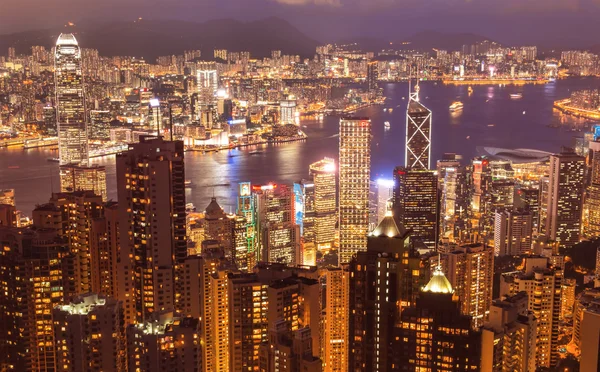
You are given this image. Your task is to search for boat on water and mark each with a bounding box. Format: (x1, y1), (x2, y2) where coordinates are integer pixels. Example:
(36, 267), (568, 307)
(468, 86), (473, 94)
(249, 151), (263, 155)
(510, 93), (523, 99)
(449, 101), (464, 112)
(388, 108), (393, 113)
(47, 157), (60, 163)
(384, 121), (390, 129)
(383, 108), (387, 112)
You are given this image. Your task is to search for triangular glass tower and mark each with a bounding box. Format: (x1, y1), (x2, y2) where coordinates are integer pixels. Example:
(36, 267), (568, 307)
(405, 82), (432, 169)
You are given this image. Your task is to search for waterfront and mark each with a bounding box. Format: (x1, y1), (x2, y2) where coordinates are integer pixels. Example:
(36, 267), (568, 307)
(2, 78), (599, 216)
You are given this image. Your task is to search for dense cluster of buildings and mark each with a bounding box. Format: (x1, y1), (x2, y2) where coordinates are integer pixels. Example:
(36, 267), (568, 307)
(1, 34), (600, 372)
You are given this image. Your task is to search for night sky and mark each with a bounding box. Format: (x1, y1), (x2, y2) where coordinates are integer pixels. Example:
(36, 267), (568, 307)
(2, 0), (600, 47)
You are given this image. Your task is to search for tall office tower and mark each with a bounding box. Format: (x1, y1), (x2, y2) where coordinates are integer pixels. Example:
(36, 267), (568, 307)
(89, 110), (111, 140)
(394, 265), (482, 371)
(33, 191), (104, 297)
(374, 179), (394, 226)
(515, 182), (540, 233)
(196, 62), (218, 106)
(266, 276), (322, 358)
(405, 83), (432, 169)
(481, 292), (537, 372)
(116, 136), (187, 323)
(183, 245), (232, 372)
(392, 166), (438, 250)
(228, 272), (268, 371)
(53, 293), (126, 372)
(435, 243), (494, 329)
(494, 209), (533, 256)
(255, 184), (300, 266)
(339, 117), (371, 264)
(471, 157), (491, 219)
(127, 312), (202, 372)
(0, 227), (69, 371)
(545, 150), (585, 248)
(308, 158), (337, 251)
(437, 155), (468, 242)
(237, 182), (258, 269)
(280, 99), (297, 125)
(348, 210), (422, 371)
(295, 179), (315, 242)
(583, 140), (600, 238)
(322, 267), (349, 372)
(366, 60), (378, 93)
(538, 175), (550, 234)
(561, 278), (576, 320)
(499, 257), (563, 368)
(0, 204), (17, 227)
(89, 202), (119, 297)
(259, 322), (322, 371)
(214, 49), (227, 60)
(59, 164), (108, 202)
(55, 34), (88, 166)
(0, 189), (15, 205)
(204, 197), (234, 259)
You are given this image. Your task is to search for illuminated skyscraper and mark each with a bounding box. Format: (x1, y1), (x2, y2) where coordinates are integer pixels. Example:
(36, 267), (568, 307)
(348, 210), (422, 371)
(405, 83), (431, 169)
(434, 243), (494, 329)
(308, 158), (337, 251)
(583, 140), (600, 238)
(500, 257), (563, 368)
(280, 99), (297, 125)
(339, 117), (371, 264)
(254, 184), (300, 265)
(227, 272), (268, 371)
(367, 60), (379, 93)
(54, 33), (88, 166)
(392, 166), (438, 250)
(59, 164), (107, 202)
(394, 265), (482, 371)
(322, 267), (349, 372)
(546, 150), (585, 248)
(127, 312), (202, 372)
(237, 182), (258, 269)
(196, 62), (218, 106)
(481, 292), (537, 372)
(116, 136), (187, 323)
(494, 209), (533, 256)
(0, 227), (69, 371)
(53, 293), (126, 372)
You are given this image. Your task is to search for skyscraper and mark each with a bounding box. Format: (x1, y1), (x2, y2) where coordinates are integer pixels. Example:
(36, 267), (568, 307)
(494, 209), (533, 256)
(435, 243), (494, 329)
(405, 83), (432, 169)
(53, 293), (126, 372)
(481, 292), (537, 372)
(348, 210), (422, 371)
(394, 265), (482, 371)
(55, 33), (88, 166)
(308, 158), (337, 251)
(500, 257), (563, 368)
(392, 166), (438, 250)
(116, 136), (187, 323)
(339, 117), (371, 264)
(583, 140), (600, 238)
(58, 164), (108, 202)
(322, 267), (349, 372)
(546, 150), (585, 248)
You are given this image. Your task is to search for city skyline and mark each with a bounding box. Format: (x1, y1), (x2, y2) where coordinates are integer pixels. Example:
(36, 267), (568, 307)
(2, 17), (600, 372)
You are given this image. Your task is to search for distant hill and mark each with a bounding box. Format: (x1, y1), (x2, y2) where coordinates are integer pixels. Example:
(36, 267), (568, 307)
(0, 17), (320, 61)
(399, 31), (495, 52)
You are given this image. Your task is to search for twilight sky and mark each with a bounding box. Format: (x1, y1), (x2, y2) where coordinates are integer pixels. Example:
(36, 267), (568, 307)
(2, 0), (600, 47)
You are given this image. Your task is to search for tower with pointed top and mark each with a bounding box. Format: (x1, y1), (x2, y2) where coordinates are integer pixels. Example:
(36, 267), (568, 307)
(55, 33), (88, 167)
(394, 264), (482, 371)
(405, 82), (432, 170)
